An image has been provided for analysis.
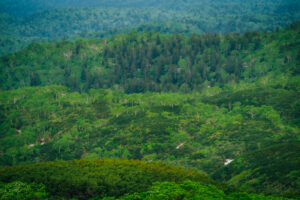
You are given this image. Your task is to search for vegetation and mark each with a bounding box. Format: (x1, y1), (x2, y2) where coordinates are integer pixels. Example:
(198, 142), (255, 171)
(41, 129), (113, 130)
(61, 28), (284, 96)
(0, 0), (299, 55)
(1, 22), (299, 93)
(0, 160), (295, 200)
(0, 2), (299, 198)
(0, 181), (48, 200)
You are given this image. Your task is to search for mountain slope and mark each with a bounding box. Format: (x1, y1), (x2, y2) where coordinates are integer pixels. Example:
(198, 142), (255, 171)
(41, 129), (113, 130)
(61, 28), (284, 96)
(0, 25), (299, 178)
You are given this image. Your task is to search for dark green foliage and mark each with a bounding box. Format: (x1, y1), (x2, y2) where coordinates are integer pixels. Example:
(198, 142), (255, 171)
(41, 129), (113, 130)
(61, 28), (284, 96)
(1, 24), (299, 93)
(212, 143), (300, 198)
(29, 72), (41, 86)
(0, 161), (293, 200)
(0, 159), (212, 200)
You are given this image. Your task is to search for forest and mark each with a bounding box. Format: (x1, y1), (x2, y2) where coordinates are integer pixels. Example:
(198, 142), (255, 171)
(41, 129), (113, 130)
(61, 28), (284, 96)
(0, 25), (299, 197)
(0, 0), (299, 55)
(1, 22), (299, 94)
(0, 0), (300, 199)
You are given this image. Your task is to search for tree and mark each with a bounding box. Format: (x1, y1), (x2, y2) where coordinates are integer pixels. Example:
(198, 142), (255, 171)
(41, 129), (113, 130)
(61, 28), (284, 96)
(30, 72), (41, 86)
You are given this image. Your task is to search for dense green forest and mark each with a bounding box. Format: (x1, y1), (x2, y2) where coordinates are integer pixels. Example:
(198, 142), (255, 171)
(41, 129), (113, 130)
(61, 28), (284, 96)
(1, 22), (299, 93)
(0, 22), (299, 200)
(0, 81), (299, 197)
(1, 84), (298, 167)
(0, 1), (299, 199)
(0, 0), (299, 55)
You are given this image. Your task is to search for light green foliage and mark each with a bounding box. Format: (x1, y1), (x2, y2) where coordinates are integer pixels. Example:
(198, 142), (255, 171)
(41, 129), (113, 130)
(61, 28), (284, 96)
(0, 85), (298, 175)
(0, 181), (48, 200)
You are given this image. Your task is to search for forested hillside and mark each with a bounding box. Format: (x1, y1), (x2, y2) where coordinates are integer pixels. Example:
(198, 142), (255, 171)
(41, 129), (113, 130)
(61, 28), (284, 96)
(0, 23), (299, 176)
(0, 80), (299, 198)
(0, 1), (299, 198)
(1, 22), (299, 93)
(0, 159), (296, 200)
